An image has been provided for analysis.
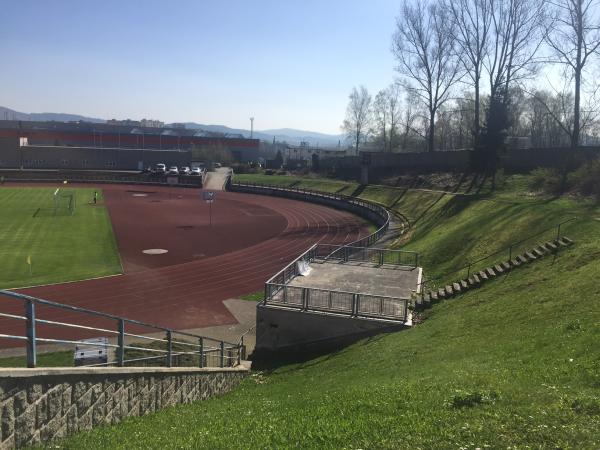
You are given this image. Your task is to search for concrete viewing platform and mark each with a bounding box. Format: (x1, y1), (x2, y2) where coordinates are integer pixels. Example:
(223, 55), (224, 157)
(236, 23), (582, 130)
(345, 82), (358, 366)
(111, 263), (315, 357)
(289, 260), (420, 299)
(254, 244), (422, 358)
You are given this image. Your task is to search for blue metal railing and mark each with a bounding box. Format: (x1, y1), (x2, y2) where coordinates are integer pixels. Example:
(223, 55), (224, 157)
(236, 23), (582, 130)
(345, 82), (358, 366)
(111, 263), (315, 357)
(0, 290), (243, 369)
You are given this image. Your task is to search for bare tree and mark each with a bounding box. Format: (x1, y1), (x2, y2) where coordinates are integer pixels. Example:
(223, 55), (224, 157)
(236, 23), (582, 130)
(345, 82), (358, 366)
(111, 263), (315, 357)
(545, 0), (600, 147)
(485, 0), (547, 103)
(386, 84), (402, 152)
(393, 0), (462, 152)
(445, 0), (492, 141)
(372, 89), (389, 151)
(372, 84), (402, 152)
(342, 86), (372, 155)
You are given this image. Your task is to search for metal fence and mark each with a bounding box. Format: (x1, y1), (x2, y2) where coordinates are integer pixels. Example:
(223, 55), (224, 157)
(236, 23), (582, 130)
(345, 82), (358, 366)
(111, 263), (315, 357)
(314, 244), (419, 267)
(417, 217), (578, 296)
(262, 243), (416, 323)
(0, 170), (204, 188)
(0, 290), (243, 369)
(231, 182), (412, 323)
(266, 284), (409, 322)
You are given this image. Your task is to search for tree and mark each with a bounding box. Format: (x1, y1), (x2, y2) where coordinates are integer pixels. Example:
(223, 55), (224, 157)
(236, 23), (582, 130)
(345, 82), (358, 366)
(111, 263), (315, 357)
(372, 89), (389, 151)
(545, 0), (600, 147)
(485, 0), (547, 104)
(445, 0), (492, 142)
(393, 0), (462, 152)
(386, 84), (402, 152)
(342, 86), (372, 155)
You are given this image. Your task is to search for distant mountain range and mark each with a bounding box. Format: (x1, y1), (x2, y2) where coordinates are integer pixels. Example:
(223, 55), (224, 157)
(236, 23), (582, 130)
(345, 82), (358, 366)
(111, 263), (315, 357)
(176, 123), (343, 147)
(0, 106), (105, 124)
(0, 106), (343, 147)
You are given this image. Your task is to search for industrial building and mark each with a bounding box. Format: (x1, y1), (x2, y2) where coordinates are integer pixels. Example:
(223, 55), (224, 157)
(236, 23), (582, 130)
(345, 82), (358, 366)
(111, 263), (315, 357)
(0, 120), (261, 170)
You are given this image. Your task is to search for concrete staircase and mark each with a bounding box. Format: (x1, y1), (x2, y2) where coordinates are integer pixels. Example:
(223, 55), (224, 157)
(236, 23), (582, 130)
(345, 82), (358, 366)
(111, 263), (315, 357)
(416, 236), (574, 310)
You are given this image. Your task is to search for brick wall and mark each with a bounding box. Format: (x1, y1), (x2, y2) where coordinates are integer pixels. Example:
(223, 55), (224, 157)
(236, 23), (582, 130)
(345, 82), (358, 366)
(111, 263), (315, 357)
(0, 366), (248, 449)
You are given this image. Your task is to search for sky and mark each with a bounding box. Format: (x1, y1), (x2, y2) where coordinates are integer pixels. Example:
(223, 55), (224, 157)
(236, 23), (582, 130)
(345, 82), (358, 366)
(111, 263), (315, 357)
(0, 1), (401, 134)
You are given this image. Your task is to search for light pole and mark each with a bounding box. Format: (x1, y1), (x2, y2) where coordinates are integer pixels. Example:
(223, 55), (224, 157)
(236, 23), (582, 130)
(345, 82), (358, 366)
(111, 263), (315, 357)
(249, 117), (254, 139)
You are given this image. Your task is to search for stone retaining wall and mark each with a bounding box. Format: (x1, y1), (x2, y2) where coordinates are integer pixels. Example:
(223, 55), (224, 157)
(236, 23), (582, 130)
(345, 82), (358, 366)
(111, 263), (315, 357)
(0, 366), (248, 449)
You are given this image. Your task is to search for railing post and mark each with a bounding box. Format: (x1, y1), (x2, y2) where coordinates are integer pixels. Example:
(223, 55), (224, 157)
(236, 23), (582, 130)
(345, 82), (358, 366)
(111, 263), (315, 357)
(415, 253), (419, 268)
(344, 246), (349, 262)
(302, 288), (309, 310)
(352, 293), (358, 316)
(378, 249), (384, 266)
(117, 319), (125, 367)
(328, 291), (333, 309)
(25, 300), (36, 368)
(199, 337), (204, 368)
(466, 263), (472, 279)
(220, 341), (225, 368)
(379, 296), (384, 316)
(508, 245), (513, 262)
(166, 330), (172, 368)
(556, 223), (562, 241)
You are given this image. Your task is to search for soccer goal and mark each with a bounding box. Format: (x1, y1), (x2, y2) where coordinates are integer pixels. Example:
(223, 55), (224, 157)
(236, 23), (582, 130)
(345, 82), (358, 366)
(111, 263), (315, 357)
(53, 188), (76, 215)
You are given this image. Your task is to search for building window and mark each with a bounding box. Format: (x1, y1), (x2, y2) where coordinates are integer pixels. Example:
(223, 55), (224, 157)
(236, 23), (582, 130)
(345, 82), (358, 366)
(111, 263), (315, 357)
(61, 159), (69, 166)
(105, 161), (116, 168)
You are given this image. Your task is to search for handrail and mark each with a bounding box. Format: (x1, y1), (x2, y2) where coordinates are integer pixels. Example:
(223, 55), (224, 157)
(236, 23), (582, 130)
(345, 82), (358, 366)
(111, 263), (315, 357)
(419, 217), (577, 289)
(0, 289), (243, 369)
(0, 290), (238, 347)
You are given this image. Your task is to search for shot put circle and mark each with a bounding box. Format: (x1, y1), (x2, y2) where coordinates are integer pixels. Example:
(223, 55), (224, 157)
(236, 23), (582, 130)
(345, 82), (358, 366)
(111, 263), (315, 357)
(142, 249), (169, 255)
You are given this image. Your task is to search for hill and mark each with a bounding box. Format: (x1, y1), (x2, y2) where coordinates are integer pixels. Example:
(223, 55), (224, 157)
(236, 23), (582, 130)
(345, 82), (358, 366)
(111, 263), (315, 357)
(56, 176), (600, 448)
(0, 106), (105, 123)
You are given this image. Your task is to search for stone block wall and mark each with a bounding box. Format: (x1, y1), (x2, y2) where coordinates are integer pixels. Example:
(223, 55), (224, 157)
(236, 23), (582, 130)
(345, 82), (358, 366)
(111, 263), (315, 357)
(0, 366), (247, 449)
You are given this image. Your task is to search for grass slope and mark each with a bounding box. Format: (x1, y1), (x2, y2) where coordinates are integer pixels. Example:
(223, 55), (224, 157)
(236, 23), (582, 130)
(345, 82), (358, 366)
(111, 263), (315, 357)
(234, 172), (358, 194)
(0, 187), (122, 289)
(53, 177), (600, 449)
(0, 351), (72, 368)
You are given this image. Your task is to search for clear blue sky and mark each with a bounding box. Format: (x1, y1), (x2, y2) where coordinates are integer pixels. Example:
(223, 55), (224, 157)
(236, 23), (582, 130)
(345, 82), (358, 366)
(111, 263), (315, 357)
(0, 1), (400, 134)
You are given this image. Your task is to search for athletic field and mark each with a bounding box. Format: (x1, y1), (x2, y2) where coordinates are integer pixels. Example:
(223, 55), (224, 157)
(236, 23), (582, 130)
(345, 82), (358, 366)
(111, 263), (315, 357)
(0, 187), (122, 289)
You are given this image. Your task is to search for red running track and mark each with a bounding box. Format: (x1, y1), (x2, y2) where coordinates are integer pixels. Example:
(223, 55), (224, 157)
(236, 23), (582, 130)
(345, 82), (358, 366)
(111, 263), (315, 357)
(0, 184), (369, 345)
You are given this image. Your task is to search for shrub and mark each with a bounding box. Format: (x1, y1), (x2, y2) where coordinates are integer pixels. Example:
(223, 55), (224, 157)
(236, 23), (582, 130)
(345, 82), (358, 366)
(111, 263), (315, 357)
(528, 168), (562, 195)
(569, 157), (600, 201)
(265, 169), (275, 175)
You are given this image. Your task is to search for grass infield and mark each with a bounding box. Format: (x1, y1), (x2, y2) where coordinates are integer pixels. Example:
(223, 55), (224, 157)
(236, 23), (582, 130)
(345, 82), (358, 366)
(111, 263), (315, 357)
(0, 187), (122, 289)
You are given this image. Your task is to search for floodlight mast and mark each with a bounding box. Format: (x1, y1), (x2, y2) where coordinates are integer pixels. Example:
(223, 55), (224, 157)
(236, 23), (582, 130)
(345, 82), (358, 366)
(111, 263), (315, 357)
(250, 117), (254, 139)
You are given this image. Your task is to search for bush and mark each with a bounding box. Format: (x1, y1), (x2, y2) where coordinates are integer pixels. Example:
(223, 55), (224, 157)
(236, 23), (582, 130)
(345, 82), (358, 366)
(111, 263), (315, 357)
(265, 169), (275, 175)
(528, 168), (562, 195)
(569, 157), (600, 200)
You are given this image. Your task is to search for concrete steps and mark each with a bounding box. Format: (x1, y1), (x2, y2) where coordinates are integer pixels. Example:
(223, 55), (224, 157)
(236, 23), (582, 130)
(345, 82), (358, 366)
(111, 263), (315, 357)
(416, 236), (574, 310)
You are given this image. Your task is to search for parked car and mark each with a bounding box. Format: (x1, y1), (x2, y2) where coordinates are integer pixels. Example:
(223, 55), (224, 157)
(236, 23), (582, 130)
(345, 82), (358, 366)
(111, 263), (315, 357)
(179, 166), (191, 175)
(167, 166), (179, 175)
(190, 167), (203, 176)
(213, 162), (222, 168)
(155, 163), (167, 174)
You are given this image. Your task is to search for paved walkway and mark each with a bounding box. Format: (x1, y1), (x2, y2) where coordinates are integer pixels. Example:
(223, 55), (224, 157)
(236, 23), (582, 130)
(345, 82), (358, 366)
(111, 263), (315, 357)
(203, 167), (232, 191)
